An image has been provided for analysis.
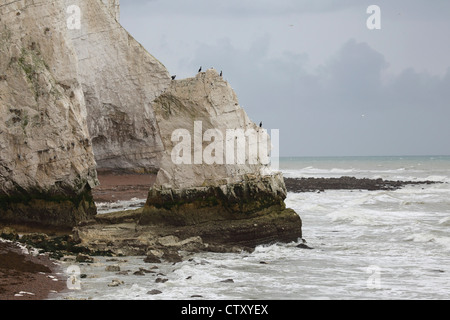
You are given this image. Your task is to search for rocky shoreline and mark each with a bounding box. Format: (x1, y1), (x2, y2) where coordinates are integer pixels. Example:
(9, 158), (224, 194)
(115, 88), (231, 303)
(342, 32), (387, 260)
(284, 176), (439, 193)
(0, 174), (441, 300)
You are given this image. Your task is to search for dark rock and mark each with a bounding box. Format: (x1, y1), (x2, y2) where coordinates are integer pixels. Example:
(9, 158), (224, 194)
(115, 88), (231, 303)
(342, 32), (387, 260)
(116, 271), (129, 275)
(162, 250), (182, 263)
(0, 187), (97, 230)
(220, 279), (234, 283)
(108, 279), (124, 287)
(155, 278), (168, 283)
(139, 268), (156, 274)
(133, 270), (146, 276)
(144, 253), (161, 264)
(284, 177), (439, 193)
(105, 265), (120, 272)
(76, 253), (94, 263)
(296, 243), (314, 250)
(0, 227), (18, 241)
(20, 233), (50, 244)
(147, 289), (162, 295)
(106, 258), (126, 262)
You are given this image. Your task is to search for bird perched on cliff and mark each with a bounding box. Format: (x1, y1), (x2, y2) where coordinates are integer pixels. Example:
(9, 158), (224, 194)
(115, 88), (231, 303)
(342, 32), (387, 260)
(171, 75), (176, 80)
(259, 122), (263, 128)
(220, 71), (223, 77)
(198, 66), (202, 73)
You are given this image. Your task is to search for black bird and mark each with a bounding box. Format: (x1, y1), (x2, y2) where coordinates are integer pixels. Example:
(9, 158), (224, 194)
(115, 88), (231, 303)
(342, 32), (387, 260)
(171, 75), (176, 80)
(220, 71), (223, 77)
(198, 66), (202, 73)
(259, 122), (263, 128)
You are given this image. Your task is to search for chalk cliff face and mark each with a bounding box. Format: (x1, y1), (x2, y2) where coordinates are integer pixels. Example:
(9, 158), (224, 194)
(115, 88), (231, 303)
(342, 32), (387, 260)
(0, 0), (98, 228)
(152, 69), (268, 189)
(101, 0), (120, 21)
(69, 0), (170, 173)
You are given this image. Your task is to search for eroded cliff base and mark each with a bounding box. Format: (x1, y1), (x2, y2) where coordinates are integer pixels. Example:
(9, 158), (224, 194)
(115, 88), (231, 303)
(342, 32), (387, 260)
(1, 203), (302, 264)
(75, 205), (302, 256)
(0, 186), (96, 232)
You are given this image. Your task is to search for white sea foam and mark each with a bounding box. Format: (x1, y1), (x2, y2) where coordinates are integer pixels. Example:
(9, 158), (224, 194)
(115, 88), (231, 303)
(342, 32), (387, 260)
(96, 198), (146, 215)
(438, 217), (450, 226)
(405, 233), (450, 250)
(327, 208), (377, 226)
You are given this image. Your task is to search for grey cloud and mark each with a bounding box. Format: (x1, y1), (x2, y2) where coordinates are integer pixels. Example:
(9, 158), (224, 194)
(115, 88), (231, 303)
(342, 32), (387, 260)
(186, 37), (450, 156)
(122, 0), (450, 19)
(119, 1), (450, 156)
(121, 0), (365, 17)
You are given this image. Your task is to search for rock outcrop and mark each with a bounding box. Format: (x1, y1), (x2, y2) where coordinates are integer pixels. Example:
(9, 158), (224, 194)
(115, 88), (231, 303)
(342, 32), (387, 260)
(0, 0), (98, 229)
(139, 69), (302, 246)
(151, 69), (266, 189)
(285, 176), (439, 193)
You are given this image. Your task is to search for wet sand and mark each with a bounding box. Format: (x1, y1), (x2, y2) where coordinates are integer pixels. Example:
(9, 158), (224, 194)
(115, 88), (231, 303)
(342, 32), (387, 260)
(92, 172), (157, 203)
(0, 241), (66, 300)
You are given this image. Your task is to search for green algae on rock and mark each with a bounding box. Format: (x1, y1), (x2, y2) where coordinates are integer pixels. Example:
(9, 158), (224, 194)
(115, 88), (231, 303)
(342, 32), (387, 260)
(139, 173), (303, 248)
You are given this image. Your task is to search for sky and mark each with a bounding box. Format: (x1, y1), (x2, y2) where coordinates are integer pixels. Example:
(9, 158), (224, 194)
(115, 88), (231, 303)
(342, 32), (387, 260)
(119, 0), (450, 157)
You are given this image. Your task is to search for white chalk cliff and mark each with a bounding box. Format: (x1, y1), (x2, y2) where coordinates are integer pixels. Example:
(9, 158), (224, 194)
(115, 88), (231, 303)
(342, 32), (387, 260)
(0, 0), (98, 227)
(153, 69), (272, 189)
(68, 0), (170, 173)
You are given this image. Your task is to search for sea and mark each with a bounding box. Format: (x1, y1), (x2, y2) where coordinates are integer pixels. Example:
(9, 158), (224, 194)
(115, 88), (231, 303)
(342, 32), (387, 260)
(56, 156), (450, 300)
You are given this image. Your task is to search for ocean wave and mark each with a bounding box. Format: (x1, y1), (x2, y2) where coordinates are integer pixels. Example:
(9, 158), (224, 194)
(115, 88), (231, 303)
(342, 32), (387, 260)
(438, 217), (450, 226)
(424, 175), (450, 182)
(96, 198), (146, 214)
(281, 167), (434, 180)
(327, 208), (377, 226)
(405, 233), (450, 250)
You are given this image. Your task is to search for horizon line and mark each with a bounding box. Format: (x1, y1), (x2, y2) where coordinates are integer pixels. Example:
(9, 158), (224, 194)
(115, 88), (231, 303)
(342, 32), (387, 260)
(278, 154), (450, 158)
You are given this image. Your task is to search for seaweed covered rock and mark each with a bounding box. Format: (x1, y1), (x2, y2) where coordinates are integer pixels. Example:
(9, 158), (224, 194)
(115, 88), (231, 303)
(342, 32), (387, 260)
(140, 173), (302, 248)
(141, 173), (289, 226)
